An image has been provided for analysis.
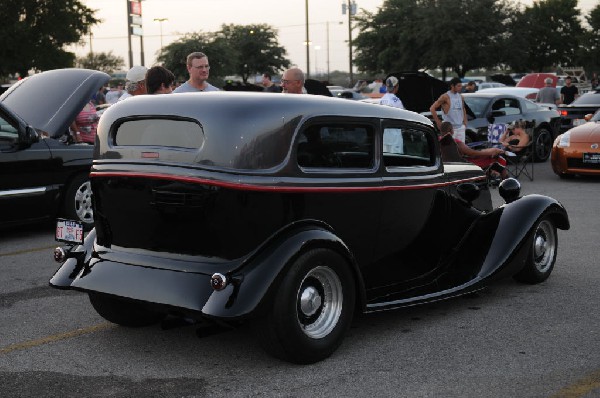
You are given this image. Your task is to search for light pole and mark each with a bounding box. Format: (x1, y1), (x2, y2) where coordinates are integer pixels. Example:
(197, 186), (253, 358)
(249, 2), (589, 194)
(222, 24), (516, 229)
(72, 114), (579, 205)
(153, 18), (168, 52)
(342, 1), (357, 86)
(305, 0), (310, 78)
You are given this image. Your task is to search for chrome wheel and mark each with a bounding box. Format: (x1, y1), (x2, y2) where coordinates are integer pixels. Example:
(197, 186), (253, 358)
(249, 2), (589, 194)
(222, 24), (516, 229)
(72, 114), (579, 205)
(74, 181), (94, 224)
(296, 265), (343, 339)
(532, 219), (556, 274)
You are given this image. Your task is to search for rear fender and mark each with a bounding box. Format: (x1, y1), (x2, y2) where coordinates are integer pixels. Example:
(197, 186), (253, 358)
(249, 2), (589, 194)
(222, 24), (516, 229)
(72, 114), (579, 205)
(50, 228), (96, 288)
(202, 224), (366, 319)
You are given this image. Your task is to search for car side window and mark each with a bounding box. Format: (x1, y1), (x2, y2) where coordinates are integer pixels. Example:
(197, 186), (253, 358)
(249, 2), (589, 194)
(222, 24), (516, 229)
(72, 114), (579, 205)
(493, 98), (521, 116)
(0, 114), (18, 148)
(297, 123), (374, 169)
(383, 126), (434, 168)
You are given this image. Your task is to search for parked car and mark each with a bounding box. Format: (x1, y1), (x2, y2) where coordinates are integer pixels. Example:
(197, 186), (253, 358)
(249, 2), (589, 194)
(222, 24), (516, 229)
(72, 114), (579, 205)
(0, 69), (109, 228)
(51, 92), (569, 364)
(477, 82), (505, 90)
(557, 89), (600, 132)
(329, 89), (368, 100)
(551, 109), (600, 178)
(479, 86), (540, 101)
(461, 93), (561, 161)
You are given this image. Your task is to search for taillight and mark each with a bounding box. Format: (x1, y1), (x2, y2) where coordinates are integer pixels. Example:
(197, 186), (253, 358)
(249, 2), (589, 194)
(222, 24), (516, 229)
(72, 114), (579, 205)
(560, 110), (568, 117)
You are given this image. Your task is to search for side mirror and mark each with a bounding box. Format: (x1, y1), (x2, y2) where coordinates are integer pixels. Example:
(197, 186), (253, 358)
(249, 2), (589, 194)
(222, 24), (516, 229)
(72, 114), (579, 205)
(17, 125), (39, 148)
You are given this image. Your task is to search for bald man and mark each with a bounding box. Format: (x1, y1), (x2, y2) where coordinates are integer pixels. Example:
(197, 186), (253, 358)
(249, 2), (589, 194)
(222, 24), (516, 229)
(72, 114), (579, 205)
(281, 68), (305, 94)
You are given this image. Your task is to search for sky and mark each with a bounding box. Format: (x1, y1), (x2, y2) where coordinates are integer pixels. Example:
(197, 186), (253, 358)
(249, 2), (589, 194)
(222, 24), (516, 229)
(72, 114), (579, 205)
(72, 0), (599, 78)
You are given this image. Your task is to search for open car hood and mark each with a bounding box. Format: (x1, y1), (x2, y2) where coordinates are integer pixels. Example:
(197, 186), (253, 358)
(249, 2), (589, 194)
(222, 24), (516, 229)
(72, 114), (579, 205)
(0, 68), (110, 138)
(386, 71), (448, 113)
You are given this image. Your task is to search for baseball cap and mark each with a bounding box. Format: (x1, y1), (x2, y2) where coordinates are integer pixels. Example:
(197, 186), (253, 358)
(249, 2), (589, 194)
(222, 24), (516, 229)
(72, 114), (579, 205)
(126, 65), (148, 82)
(386, 76), (399, 88)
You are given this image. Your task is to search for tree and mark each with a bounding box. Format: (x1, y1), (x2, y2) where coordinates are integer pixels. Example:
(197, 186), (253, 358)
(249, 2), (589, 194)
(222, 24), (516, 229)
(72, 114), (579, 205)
(217, 24), (290, 83)
(76, 51), (125, 75)
(506, 0), (583, 72)
(353, 0), (516, 78)
(156, 31), (236, 87)
(576, 4), (600, 73)
(0, 0), (98, 79)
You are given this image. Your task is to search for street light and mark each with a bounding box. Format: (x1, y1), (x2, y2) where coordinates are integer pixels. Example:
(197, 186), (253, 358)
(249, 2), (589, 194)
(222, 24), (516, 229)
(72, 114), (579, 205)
(342, 1), (357, 86)
(153, 18), (168, 52)
(305, 0), (310, 78)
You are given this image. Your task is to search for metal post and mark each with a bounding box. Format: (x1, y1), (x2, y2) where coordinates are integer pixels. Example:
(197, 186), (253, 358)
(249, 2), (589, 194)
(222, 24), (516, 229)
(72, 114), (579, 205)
(305, 0), (310, 78)
(127, 0), (133, 68)
(347, 0), (353, 87)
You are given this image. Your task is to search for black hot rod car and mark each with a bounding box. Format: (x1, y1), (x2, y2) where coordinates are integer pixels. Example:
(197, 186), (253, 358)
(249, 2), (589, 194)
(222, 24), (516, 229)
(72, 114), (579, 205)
(51, 92), (569, 364)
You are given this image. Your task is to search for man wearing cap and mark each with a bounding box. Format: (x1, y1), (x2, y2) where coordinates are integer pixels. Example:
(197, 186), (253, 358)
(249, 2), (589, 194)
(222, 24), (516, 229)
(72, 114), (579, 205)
(536, 77), (560, 105)
(118, 65), (148, 101)
(379, 76), (404, 109)
(430, 77), (468, 143)
(174, 52), (219, 93)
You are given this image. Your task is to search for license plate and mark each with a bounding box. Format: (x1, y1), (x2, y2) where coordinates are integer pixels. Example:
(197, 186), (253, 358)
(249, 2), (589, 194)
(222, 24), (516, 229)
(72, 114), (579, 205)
(583, 153), (600, 164)
(573, 119), (586, 126)
(56, 219), (84, 244)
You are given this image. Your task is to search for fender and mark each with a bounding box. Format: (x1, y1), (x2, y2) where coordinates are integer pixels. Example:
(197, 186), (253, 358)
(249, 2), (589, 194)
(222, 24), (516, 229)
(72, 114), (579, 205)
(50, 228), (97, 288)
(202, 224), (367, 319)
(470, 194), (569, 282)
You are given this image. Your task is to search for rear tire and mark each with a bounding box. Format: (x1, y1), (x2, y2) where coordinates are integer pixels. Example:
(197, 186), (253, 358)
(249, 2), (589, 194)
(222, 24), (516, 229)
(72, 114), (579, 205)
(256, 248), (355, 364)
(513, 216), (557, 284)
(89, 292), (166, 327)
(63, 173), (94, 227)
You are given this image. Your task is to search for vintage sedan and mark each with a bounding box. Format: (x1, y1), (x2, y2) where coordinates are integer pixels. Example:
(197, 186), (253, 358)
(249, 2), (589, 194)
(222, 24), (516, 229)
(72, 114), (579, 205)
(51, 93), (569, 364)
(551, 109), (600, 178)
(0, 69), (108, 228)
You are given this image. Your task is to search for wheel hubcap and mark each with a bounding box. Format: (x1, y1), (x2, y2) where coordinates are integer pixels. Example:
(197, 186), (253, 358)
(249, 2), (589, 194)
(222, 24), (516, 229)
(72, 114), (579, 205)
(533, 220), (556, 273)
(74, 181), (93, 224)
(296, 266), (343, 339)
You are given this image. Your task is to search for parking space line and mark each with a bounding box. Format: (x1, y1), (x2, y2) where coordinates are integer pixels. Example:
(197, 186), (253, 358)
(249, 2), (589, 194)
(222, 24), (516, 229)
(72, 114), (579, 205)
(0, 323), (113, 355)
(0, 245), (57, 258)
(550, 370), (600, 398)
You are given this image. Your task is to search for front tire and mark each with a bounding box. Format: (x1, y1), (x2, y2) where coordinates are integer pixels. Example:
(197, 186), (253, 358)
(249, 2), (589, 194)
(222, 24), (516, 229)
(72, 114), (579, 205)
(89, 292), (166, 327)
(533, 128), (553, 162)
(256, 248), (355, 364)
(513, 216), (557, 284)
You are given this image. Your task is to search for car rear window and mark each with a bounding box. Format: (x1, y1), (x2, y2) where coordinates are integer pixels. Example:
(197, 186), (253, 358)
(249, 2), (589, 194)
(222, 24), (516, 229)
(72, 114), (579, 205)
(114, 118), (204, 149)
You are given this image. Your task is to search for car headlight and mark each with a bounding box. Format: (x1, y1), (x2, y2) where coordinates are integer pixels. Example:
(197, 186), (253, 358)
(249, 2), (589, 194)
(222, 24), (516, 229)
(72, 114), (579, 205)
(556, 132), (570, 148)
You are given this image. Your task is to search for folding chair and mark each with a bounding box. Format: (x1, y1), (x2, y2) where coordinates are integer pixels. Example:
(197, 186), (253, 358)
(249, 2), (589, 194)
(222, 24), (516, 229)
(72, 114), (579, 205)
(505, 122), (534, 181)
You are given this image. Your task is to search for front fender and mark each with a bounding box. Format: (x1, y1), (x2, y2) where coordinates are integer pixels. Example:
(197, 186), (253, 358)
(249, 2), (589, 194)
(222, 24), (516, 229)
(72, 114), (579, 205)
(202, 225), (366, 319)
(477, 194), (569, 280)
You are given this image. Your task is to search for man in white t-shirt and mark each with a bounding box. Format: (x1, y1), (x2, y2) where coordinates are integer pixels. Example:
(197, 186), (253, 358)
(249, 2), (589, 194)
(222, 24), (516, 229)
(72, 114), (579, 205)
(379, 76), (405, 109)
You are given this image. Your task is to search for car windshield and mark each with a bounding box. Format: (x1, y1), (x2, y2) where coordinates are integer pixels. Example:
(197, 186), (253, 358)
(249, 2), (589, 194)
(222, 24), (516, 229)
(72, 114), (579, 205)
(463, 96), (491, 118)
(572, 92), (600, 106)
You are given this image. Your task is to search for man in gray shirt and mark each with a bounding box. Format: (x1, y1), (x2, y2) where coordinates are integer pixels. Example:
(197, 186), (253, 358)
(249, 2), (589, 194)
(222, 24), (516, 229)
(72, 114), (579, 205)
(536, 77), (560, 104)
(173, 52), (219, 93)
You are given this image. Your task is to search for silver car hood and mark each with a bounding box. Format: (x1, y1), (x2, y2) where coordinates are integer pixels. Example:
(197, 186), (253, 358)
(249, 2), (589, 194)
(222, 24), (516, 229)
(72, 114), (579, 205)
(0, 68), (110, 138)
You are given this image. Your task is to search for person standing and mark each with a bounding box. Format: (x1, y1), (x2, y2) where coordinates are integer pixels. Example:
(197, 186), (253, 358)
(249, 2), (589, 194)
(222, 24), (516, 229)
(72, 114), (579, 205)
(262, 73), (281, 93)
(429, 77), (468, 142)
(560, 76), (579, 105)
(379, 76), (404, 109)
(105, 84), (124, 104)
(118, 65), (148, 101)
(145, 66), (175, 94)
(281, 68), (305, 94)
(173, 52), (219, 93)
(536, 78), (560, 105)
(464, 81), (477, 93)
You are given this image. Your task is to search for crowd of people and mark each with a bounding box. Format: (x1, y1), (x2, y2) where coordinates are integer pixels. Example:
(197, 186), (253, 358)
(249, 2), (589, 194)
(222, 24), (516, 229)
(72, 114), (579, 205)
(75, 53), (532, 182)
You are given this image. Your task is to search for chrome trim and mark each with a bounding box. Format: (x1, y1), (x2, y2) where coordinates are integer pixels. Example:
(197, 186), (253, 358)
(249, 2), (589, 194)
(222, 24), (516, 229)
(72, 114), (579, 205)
(0, 187), (47, 198)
